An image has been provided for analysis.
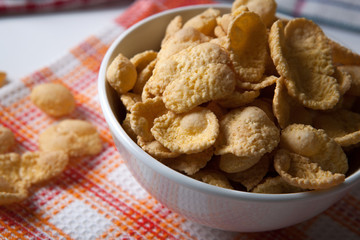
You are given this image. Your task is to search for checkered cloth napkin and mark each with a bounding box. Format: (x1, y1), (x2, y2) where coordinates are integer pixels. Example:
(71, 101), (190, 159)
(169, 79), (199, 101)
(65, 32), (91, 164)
(0, 0), (359, 239)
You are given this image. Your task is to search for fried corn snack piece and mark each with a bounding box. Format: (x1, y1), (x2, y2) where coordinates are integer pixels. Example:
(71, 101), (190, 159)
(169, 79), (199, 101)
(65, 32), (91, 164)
(313, 109), (360, 147)
(280, 124), (348, 174)
(269, 19), (340, 110)
(137, 137), (180, 159)
(329, 38), (360, 66)
(39, 119), (102, 157)
(227, 154), (270, 191)
(133, 59), (156, 94)
(216, 13), (232, 35)
(338, 65), (360, 96)
(162, 42), (236, 113)
(31, 83), (75, 117)
(183, 8), (220, 36)
(232, 0), (277, 27)
(162, 147), (214, 175)
(249, 98), (275, 122)
(130, 97), (167, 142)
(151, 107), (219, 154)
(251, 175), (303, 193)
(130, 50), (157, 73)
(227, 11), (268, 83)
(215, 106), (280, 158)
(0, 71), (6, 87)
(205, 101), (228, 120)
(106, 53), (137, 94)
(273, 77), (313, 129)
(236, 75), (277, 90)
(0, 126), (16, 154)
(334, 67), (352, 96)
(192, 169), (233, 189)
(20, 151), (69, 185)
(214, 25), (226, 38)
(120, 92), (141, 112)
(274, 149), (345, 190)
(122, 114), (137, 142)
(216, 88), (260, 108)
(0, 153), (29, 205)
(219, 153), (261, 173)
(161, 15), (183, 46)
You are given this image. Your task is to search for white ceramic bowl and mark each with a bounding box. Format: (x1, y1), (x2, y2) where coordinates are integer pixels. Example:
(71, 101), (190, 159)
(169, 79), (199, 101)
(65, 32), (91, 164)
(98, 4), (360, 232)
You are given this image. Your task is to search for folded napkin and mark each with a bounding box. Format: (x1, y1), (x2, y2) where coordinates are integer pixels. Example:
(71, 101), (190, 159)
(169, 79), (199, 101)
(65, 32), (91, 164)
(276, 0), (360, 32)
(0, 0), (359, 239)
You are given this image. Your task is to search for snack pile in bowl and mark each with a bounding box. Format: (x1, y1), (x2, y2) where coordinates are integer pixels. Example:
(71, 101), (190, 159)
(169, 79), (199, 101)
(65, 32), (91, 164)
(106, 0), (360, 194)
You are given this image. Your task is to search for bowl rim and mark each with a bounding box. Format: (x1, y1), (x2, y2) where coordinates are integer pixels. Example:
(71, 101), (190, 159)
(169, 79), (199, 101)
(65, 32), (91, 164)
(98, 3), (360, 203)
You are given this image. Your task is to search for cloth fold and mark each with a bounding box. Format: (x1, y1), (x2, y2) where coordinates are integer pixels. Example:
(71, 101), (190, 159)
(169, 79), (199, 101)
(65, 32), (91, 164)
(0, 0), (359, 239)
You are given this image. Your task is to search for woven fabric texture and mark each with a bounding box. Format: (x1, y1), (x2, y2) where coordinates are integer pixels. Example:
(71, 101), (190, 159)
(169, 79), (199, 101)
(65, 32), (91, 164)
(0, 0), (359, 239)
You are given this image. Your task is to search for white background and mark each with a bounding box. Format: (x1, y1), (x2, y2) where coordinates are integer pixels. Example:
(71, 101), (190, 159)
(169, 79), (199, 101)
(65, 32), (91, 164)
(0, 0), (359, 82)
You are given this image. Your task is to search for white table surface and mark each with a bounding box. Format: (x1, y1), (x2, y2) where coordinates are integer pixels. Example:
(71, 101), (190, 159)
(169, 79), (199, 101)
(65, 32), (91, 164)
(0, 0), (359, 82)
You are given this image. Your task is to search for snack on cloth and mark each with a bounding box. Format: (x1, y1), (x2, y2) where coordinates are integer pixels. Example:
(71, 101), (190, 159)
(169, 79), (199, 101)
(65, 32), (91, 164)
(39, 119), (102, 157)
(0, 126), (16, 154)
(30, 83), (75, 117)
(106, 0), (360, 193)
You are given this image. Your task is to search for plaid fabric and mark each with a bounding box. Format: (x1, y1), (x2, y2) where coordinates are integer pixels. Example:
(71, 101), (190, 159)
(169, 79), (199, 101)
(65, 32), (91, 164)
(0, 0), (359, 239)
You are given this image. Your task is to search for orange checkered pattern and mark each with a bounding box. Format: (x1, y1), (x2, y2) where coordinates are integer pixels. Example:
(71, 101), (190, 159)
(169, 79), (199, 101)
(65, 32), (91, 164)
(0, 0), (359, 239)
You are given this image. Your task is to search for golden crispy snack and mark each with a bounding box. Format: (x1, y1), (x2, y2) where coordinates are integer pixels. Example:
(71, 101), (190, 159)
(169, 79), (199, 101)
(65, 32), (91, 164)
(106, 53), (137, 94)
(133, 59), (156, 94)
(183, 8), (220, 36)
(161, 15), (183, 46)
(219, 153), (261, 173)
(273, 77), (313, 129)
(120, 92), (141, 112)
(338, 65), (360, 96)
(0, 71), (6, 87)
(215, 106), (280, 158)
(280, 124), (348, 174)
(205, 101), (228, 120)
(137, 137), (180, 159)
(269, 19), (340, 110)
(216, 88), (260, 108)
(191, 169), (233, 189)
(236, 75), (277, 90)
(31, 83), (75, 117)
(227, 154), (270, 191)
(130, 50), (157, 73)
(334, 67), (352, 96)
(39, 119), (102, 157)
(329, 38), (360, 66)
(216, 13), (233, 35)
(130, 97), (167, 142)
(162, 42), (236, 113)
(20, 151), (69, 185)
(232, 0), (277, 27)
(227, 11), (268, 83)
(0, 126), (16, 154)
(214, 25), (226, 38)
(274, 149), (345, 190)
(162, 147), (214, 175)
(151, 107), (219, 154)
(0, 153), (28, 205)
(249, 98), (275, 122)
(122, 114), (137, 142)
(313, 109), (360, 147)
(252, 176), (303, 194)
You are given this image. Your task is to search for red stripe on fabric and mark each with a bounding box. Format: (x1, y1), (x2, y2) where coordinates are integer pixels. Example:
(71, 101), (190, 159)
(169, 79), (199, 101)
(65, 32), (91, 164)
(115, 0), (216, 28)
(63, 167), (177, 239)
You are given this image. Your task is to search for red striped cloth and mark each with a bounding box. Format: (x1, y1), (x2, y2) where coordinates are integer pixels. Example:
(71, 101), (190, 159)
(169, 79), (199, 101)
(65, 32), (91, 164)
(0, 0), (359, 239)
(0, 0), (120, 14)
